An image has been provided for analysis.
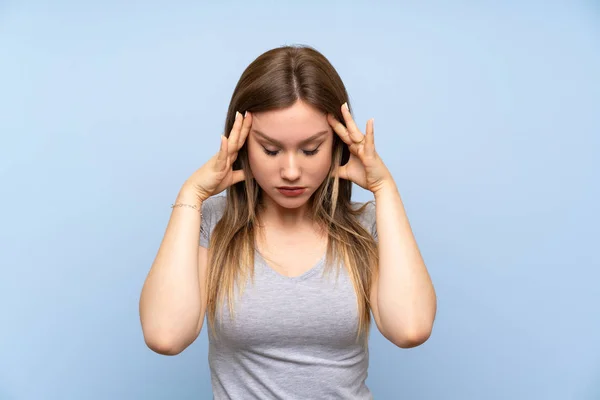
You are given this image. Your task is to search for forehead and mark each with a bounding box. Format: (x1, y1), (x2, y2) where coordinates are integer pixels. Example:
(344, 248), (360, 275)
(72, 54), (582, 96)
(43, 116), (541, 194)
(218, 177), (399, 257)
(251, 101), (330, 141)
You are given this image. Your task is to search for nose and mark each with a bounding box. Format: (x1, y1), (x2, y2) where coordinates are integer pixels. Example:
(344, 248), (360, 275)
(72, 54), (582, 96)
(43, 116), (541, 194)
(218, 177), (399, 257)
(280, 152), (301, 182)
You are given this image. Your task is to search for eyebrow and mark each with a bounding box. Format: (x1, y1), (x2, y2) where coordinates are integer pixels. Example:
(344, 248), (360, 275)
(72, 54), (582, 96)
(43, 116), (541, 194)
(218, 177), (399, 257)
(251, 129), (328, 147)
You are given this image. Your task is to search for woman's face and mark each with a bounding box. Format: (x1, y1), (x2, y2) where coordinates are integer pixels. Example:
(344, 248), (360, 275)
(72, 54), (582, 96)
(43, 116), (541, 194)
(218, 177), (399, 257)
(247, 100), (334, 210)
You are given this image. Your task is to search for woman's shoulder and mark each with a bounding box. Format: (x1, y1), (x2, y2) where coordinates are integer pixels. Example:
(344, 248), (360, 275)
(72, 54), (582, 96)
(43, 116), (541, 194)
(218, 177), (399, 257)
(201, 195), (228, 219)
(200, 195), (228, 226)
(199, 195), (227, 247)
(202, 194), (227, 210)
(350, 199), (378, 240)
(350, 199), (376, 215)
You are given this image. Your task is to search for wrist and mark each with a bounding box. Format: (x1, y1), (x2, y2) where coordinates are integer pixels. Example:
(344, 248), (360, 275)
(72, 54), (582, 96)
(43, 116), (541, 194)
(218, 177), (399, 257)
(177, 184), (204, 207)
(372, 178), (397, 199)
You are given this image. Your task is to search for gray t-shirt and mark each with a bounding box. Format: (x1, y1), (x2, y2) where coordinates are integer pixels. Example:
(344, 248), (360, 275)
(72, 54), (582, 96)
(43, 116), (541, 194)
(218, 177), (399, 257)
(199, 195), (378, 400)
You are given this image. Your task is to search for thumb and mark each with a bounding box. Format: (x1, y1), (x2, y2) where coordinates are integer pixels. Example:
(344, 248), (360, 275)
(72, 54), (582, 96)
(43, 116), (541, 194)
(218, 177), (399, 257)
(230, 169), (246, 185)
(334, 165), (348, 181)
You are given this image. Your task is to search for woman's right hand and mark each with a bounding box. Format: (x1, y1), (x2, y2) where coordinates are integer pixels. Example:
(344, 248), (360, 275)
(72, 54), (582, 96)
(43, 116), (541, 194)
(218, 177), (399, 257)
(182, 111), (253, 202)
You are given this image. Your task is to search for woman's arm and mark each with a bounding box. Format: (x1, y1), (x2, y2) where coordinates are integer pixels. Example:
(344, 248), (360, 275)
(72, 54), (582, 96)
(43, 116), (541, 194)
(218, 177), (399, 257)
(139, 186), (208, 355)
(370, 179), (437, 348)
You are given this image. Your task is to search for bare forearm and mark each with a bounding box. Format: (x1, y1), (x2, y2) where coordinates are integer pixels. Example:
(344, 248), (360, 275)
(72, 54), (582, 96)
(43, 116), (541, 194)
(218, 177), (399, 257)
(139, 187), (203, 352)
(374, 181), (437, 342)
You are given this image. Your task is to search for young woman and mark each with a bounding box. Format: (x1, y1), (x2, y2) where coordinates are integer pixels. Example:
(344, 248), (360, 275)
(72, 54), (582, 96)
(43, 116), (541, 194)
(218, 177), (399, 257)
(139, 45), (437, 399)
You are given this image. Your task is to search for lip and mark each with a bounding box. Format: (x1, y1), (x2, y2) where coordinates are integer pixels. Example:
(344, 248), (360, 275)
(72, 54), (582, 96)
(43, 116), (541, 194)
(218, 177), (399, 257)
(277, 187), (307, 197)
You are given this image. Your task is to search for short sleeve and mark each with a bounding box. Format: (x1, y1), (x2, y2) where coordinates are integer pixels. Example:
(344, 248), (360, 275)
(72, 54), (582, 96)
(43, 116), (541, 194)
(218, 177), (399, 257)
(364, 201), (378, 242)
(199, 195), (227, 248)
(354, 200), (378, 242)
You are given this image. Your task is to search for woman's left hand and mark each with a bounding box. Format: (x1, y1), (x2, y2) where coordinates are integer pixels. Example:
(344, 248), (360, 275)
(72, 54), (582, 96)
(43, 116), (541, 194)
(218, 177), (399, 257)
(327, 103), (394, 193)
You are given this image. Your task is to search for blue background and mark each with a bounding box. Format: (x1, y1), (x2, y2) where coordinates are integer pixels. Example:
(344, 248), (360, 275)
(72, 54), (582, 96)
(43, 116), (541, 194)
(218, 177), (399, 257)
(1, 1), (599, 399)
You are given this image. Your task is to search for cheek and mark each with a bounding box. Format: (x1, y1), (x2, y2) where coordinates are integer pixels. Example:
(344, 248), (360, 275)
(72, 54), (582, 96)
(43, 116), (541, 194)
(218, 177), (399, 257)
(246, 144), (273, 180)
(247, 146), (259, 168)
(309, 150), (333, 178)
(247, 142), (263, 165)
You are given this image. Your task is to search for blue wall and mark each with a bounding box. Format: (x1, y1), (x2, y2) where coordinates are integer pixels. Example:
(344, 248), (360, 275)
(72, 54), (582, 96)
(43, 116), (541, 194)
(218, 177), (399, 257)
(1, 1), (598, 399)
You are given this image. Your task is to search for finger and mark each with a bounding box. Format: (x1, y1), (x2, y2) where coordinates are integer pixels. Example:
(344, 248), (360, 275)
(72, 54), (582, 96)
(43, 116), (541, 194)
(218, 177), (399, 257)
(334, 164), (348, 180)
(327, 114), (353, 145)
(230, 112), (252, 164)
(227, 111), (243, 155)
(237, 111), (252, 150)
(215, 135), (228, 171)
(366, 118), (375, 153)
(341, 102), (364, 143)
(230, 169), (246, 185)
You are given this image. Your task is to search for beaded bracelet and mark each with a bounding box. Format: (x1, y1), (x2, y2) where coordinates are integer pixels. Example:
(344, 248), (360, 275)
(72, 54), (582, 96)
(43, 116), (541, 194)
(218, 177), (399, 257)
(171, 203), (202, 216)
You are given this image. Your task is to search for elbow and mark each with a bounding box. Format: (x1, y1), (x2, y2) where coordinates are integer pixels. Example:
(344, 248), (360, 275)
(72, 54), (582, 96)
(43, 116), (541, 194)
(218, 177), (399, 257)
(390, 328), (432, 349)
(143, 333), (187, 356)
(139, 306), (201, 356)
(140, 322), (196, 356)
(381, 320), (434, 349)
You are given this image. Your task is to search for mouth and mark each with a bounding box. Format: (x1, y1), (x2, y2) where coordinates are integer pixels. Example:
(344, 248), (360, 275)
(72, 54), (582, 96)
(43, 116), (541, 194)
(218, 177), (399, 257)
(277, 187), (307, 197)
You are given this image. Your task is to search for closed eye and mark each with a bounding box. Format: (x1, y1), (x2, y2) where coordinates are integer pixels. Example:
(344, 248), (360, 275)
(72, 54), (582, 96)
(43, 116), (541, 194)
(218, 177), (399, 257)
(303, 147), (320, 156)
(262, 146), (321, 157)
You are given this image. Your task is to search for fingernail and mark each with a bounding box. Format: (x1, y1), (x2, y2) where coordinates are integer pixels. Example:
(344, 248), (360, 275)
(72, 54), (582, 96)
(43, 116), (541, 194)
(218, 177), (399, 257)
(244, 111), (248, 117)
(235, 111), (240, 119)
(343, 102), (349, 112)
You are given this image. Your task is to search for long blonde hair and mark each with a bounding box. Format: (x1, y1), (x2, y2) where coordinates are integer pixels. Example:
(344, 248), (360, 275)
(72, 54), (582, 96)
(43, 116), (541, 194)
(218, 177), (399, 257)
(206, 45), (379, 345)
